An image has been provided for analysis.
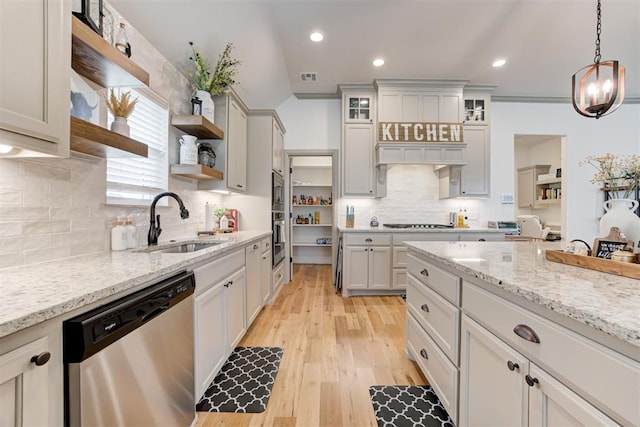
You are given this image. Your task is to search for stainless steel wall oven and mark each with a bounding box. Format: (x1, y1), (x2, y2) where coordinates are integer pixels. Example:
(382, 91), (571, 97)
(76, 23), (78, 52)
(272, 211), (285, 267)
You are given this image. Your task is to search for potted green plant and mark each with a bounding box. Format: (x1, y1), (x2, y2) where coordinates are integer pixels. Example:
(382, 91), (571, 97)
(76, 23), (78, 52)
(188, 41), (241, 123)
(104, 89), (138, 137)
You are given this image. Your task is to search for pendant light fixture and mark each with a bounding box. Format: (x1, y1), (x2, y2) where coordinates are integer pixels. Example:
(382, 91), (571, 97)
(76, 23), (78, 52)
(571, 0), (625, 119)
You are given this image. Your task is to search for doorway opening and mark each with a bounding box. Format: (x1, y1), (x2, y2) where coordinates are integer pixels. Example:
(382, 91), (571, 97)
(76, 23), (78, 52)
(285, 151), (338, 283)
(514, 134), (566, 240)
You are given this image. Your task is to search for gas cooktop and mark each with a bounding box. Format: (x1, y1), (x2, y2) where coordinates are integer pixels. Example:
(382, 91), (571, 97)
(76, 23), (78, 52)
(383, 223), (454, 229)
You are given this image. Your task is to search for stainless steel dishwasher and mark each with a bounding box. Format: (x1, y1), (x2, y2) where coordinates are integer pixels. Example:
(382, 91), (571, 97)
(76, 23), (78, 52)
(63, 271), (195, 427)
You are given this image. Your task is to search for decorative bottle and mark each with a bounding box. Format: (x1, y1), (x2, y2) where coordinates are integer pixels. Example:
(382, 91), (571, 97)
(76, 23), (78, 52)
(125, 217), (137, 249)
(115, 23), (131, 58)
(111, 217), (127, 251)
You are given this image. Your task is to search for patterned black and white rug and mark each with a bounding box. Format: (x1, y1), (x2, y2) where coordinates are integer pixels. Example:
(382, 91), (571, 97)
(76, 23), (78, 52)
(196, 346), (283, 413)
(369, 385), (455, 427)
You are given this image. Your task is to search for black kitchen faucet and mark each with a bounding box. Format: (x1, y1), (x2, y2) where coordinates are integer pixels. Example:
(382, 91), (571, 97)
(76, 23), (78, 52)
(147, 192), (189, 245)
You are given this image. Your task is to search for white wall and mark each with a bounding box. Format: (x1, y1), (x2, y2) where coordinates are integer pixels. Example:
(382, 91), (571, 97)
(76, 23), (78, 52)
(277, 96), (341, 150)
(490, 102), (640, 242)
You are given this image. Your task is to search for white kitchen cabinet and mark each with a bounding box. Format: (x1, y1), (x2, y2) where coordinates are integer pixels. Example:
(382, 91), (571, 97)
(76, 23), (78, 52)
(225, 267), (246, 353)
(261, 238), (272, 305)
(245, 242), (263, 326)
(272, 261), (285, 301)
(460, 315), (529, 427)
(376, 80), (465, 123)
(0, 0), (70, 157)
(193, 249), (245, 399)
(199, 89), (248, 193)
(343, 234), (392, 292)
(340, 85), (385, 197)
(517, 165), (552, 209)
(438, 125), (490, 198)
(528, 364), (618, 427)
(193, 279), (226, 399)
(0, 337), (52, 426)
(272, 118), (285, 175)
(460, 315), (617, 427)
(0, 320), (63, 427)
(343, 123), (375, 195)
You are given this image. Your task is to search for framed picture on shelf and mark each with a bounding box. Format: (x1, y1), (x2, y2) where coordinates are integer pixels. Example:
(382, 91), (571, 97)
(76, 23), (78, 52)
(72, 0), (103, 36)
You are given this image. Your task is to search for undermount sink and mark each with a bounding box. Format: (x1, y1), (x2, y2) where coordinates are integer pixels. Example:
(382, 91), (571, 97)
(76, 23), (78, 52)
(139, 240), (228, 254)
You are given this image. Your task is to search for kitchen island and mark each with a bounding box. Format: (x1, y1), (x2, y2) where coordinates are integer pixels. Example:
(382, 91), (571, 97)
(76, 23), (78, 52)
(404, 240), (639, 426)
(0, 230), (271, 426)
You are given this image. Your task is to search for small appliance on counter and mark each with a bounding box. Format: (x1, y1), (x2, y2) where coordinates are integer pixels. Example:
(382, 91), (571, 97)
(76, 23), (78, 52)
(487, 221), (521, 235)
(517, 215), (550, 240)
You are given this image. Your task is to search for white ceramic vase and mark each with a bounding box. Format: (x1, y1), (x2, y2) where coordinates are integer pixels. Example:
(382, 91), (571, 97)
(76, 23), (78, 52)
(600, 199), (640, 253)
(179, 135), (198, 165)
(195, 90), (215, 123)
(111, 116), (130, 137)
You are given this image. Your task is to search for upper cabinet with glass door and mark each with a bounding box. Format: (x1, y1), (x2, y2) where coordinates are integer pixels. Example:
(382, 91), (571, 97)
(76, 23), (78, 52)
(345, 96), (373, 123)
(463, 89), (493, 125)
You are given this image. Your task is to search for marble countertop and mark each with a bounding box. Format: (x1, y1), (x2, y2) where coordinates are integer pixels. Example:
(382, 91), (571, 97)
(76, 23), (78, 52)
(0, 231), (271, 339)
(338, 226), (504, 233)
(404, 241), (640, 348)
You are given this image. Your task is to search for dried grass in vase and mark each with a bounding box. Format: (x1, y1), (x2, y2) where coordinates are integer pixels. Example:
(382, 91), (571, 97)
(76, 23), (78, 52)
(105, 89), (138, 118)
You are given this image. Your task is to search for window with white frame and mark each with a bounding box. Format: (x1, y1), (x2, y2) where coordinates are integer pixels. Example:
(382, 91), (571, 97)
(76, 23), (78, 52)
(106, 87), (169, 206)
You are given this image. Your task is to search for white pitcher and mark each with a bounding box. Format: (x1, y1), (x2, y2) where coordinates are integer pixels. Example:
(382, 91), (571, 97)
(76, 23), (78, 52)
(179, 135), (198, 165)
(600, 199), (640, 254)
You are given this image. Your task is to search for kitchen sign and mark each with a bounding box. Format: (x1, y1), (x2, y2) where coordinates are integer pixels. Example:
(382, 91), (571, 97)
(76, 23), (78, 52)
(378, 122), (464, 143)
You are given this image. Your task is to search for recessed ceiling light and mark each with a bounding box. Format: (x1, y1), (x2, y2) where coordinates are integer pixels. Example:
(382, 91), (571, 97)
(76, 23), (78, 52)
(492, 59), (506, 68)
(373, 58), (385, 67)
(0, 144), (13, 154)
(310, 32), (323, 42)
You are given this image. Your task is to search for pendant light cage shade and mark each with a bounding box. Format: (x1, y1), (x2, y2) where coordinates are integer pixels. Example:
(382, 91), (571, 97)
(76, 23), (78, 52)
(572, 60), (625, 119)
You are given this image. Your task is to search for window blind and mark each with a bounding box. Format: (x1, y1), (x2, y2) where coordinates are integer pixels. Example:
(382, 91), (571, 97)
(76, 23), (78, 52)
(106, 88), (169, 206)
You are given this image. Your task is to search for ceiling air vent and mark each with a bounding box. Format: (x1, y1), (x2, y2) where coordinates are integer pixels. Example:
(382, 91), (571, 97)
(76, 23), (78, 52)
(300, 72), (318, 82)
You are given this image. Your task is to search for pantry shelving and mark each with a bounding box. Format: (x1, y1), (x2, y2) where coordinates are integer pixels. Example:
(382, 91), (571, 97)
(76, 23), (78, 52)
(290, 157), (334, 264)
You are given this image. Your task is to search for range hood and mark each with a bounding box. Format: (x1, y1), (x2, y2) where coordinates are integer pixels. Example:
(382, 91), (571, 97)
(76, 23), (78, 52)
(375, 142), (467, 166)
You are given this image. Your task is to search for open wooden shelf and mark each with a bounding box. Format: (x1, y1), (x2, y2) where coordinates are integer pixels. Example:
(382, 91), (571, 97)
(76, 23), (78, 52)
(171, 164), (224, 180)
(70, 117), (148, 158)
(171, 115), (224, 140)
(71, 16), (149, 87)
(537, 178), (561, 185)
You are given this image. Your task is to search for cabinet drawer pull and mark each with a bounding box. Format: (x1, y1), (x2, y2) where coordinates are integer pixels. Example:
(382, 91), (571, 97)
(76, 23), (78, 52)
(31, 352), (51, 366)
(254, 244), (259, 249)
(420, 349), (429, 360)
(365, 238), (373, 242)
(420, 303), (430, 313)
(525, 375), (539, 387)
(513, 324), (540, 343)
(420, 269), (429, 277)
(507, 361), (519, 371)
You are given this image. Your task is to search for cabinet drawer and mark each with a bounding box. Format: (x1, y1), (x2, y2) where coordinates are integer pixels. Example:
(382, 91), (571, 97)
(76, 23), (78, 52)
(407, 314), (458, 424)
(193, 249), (244, 295)
(344, 233), (392, 246)
(463, 281), (639, 427)
(407, 275), (459, 364)
(407, 254), (460, 304)
(261, 237), (271, 253)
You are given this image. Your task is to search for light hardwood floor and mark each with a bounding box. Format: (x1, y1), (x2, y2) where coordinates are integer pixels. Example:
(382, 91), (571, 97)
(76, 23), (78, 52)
(196, 264), (428, 427)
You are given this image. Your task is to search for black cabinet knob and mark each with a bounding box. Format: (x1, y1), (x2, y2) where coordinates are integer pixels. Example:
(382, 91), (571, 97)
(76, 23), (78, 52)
(420, 303), (430, 313)
(507, 360), (520, 371)
(525, 374), (539, 387)
(420, 269), (429, 277)
(30, 352), (50, 366)
(420, 349), (429, 360)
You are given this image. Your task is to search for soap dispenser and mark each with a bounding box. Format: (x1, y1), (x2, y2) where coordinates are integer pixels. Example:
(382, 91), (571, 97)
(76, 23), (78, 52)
(125, 217), (137, 249)
(111, 217), (127, 251)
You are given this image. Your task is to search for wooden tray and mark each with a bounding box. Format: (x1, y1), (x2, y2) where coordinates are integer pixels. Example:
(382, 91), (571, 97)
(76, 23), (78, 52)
(545, 250), (640, 279)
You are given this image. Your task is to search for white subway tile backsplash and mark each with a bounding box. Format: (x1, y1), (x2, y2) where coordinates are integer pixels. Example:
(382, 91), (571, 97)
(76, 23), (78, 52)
(0, 207), (50, 221)
(0, 252), (23, 269)
(0, 222), (23, 237)
(22, 220), (71, 235)
(0, 190), (22, 206)
(23, 246), (72, 265)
